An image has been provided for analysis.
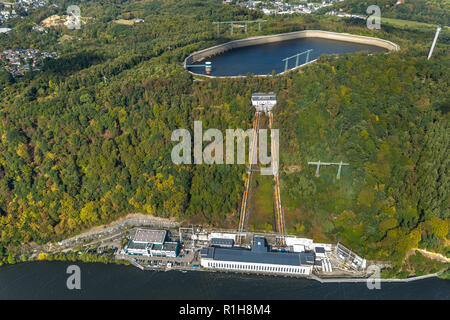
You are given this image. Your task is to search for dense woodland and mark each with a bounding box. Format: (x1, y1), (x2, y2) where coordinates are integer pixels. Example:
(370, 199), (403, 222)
(326, 0), (450, 26)
(0, 0), (448, 274)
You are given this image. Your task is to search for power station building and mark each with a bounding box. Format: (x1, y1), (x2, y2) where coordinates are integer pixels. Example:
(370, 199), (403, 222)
(251, 93), (277, 114)
(200, 236), (315, 275)
(125, 228), (179, 258)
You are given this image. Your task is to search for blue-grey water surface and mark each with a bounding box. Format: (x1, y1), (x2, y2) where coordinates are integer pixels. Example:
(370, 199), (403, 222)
(0, 262), (448, 300)
(187, 37), (387, 76)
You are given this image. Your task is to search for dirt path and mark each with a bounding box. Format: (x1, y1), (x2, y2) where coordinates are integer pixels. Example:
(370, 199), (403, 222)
(80, 213), (177, 234)
(407, 248), (450, 264)
(54, 213), (180, 248)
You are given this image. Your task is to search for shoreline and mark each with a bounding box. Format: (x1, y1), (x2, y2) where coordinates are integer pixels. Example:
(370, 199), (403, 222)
(1, 259), (447, 284)
(123, 261), (449, 283)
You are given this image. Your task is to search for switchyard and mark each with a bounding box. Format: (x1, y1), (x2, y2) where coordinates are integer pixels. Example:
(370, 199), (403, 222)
(212, 20), (267, 37)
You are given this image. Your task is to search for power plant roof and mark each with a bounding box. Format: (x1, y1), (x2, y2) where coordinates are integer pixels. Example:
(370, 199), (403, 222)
(211, 238), (234, 247)
(132, 229), (167, 244)
(251, 93), (276, 101)
(202, 236), (315, 266)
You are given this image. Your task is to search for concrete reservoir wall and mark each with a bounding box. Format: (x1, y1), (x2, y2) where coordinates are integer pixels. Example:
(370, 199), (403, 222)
(184, 30), (399, 67)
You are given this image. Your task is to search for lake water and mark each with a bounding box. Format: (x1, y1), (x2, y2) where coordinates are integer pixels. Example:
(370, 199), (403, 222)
(187, 37), (388, 77)
(0, 261), (448, 299)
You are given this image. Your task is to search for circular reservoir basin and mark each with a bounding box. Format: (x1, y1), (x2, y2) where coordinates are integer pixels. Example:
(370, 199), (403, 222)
(185, 30), (398, 77)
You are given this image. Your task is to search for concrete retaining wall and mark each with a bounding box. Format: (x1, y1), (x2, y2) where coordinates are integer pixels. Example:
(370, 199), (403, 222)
(309, 271), (445, 283)
(184, 30), (399, 77)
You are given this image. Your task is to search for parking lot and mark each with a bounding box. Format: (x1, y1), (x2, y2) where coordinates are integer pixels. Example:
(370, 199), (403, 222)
(117, 247), (199, 270)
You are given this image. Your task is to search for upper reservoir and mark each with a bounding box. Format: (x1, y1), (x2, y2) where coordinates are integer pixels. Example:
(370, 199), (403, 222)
(185, 30), (398, 77)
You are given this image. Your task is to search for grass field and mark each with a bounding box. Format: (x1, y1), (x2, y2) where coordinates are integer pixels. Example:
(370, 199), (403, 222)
(248, 174), (275, 232)
(113, 19), (136, 26)
(381, 17), (444, 30)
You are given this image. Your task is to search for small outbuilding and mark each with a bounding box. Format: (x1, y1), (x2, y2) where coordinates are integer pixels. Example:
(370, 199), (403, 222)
(251, 93), (277, 114)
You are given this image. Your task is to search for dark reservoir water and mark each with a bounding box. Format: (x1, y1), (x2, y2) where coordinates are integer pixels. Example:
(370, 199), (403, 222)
(188, 37), (387, 77)
(0, 261), (448, 299)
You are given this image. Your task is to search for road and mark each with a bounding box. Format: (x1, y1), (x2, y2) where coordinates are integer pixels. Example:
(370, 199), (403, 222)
(269, 112), (285, 236)
(238, 112), (260, 238)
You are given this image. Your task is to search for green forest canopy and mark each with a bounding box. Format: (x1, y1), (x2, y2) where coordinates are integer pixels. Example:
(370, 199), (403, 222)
(0, 0), (448, 272)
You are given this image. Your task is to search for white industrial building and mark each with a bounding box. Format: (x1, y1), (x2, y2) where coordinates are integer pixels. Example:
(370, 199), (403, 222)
(125, 228), (179, 258)
(251, 93), (277, 114)
(200, 236), (315, 276)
